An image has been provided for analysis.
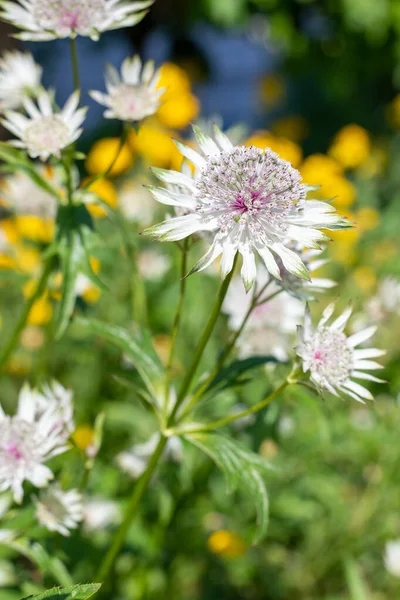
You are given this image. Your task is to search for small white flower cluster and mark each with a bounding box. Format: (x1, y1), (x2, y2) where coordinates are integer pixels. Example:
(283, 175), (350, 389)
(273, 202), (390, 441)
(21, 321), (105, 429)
(0, 382), (83, 536)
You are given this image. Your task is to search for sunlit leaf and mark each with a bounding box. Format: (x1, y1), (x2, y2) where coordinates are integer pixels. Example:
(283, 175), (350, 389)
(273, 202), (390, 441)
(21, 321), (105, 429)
(21, 583), (101, 600)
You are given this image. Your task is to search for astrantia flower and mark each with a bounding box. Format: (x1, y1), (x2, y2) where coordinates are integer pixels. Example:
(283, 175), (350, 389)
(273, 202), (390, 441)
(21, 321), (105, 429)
(1, 166), (60, 218)
(0, 383), (72, 503)
(0, 50), (42, 111)
(83, 498), (121, 532)
(0, 0), (153, 41)
(143, 125), (350, 290)
(90, 56), (164, 122)
(35, 484), (83, 536)
(296, 303), (385, 402)
(1, 90), (86, 160)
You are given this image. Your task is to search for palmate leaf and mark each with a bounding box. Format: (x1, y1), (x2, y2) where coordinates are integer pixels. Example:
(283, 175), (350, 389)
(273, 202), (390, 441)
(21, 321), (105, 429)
(186, 432), (272, 541)
(76, 318), (165, 403)
(21, 583), (101, 600)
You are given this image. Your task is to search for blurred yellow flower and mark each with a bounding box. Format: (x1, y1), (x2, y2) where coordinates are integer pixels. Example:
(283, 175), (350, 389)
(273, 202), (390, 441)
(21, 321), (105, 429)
(300, 153), (343, 183)
(352, 266), (377, 292)
(6, 355), (31, 376)
(82, 286), (101, 304)
(271, 115), (309, 143)
(14, 215), (54, 243)
(300, 154), (356, 207)
(86, 137), (134, 177)
(156, 62), (199, 129)
(129, 123), (182, 169)
(83, 178), (118, 218)
(27, 292), (52, 326)
(358, 147), (386, 179)
(356, 207), (380, 232)
(329, 124), (371, 169)
(73, 425), (95, 451)
(330, 241), (358, 266)
(259, 439), (279, 459)
(259, 74), (285, 109)
(16, 246), (42, 276)
(1, 219), (19, 244)
(245, 131), (302, 168)
(20, 326), (45, 350)
(208, 530), (247, 558)
(152, 334), (172, 366)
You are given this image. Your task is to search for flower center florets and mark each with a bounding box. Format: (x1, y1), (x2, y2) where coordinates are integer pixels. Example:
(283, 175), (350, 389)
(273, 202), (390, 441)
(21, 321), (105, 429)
(33, 0), (106, 33)
(110, 84), (153, 121)
(310, 328), (353, 385)
(24, 116), (70, 154)
(195, 146), (305, 241)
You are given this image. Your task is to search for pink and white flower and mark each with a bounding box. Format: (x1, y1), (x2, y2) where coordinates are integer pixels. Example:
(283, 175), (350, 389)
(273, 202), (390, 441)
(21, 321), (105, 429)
(143, 125), (350, 291)
(0, 383), (73, 503)
(296, 303), (385, 402)
(90, 56), (164, 122)
(0, 0), (153, 41)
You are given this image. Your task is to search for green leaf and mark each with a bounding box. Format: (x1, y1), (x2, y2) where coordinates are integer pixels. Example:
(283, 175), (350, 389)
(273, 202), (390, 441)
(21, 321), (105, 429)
(186, 432), (271, 541)
(3, 540), (73, 587)
(21, 583), (101, 600)
(207, 356), (279, 393)
(56, 228), (86, 339)
(76, 318), (165, 402)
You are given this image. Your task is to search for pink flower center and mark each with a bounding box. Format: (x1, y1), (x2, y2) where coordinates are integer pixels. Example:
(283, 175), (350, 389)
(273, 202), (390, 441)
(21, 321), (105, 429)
(5, 443), (23, 460)
(60, 9), (81, 29)
(231, 189), (271, 215)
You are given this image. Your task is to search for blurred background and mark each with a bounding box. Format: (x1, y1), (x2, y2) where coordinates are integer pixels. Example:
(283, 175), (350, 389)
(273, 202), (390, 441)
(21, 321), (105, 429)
(1, 1), (400, 599)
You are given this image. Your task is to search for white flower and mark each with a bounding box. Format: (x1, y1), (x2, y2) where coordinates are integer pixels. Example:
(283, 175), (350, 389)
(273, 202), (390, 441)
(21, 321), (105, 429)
(143, 125), (351, 291)
(296, 303), (385, 402)
(0, 0), (153, 41)
(0, 50), (42, 111)
(0, 383), (72, 503)
(385, 540), (400, 577)
(116, 432), (183, 479)
(366, 277), (400, 322)
(83, 498), (121, 532)
(223, 272), (303, 361)
(31, 381), (75, 442)
(90, 56), (164, 122)
(1, 90), (86, 160)
(35, 484), (83, 536)
(0, 166), (60, 218)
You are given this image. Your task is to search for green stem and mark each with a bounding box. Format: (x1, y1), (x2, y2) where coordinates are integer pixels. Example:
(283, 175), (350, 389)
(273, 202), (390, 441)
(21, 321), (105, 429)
(96, 435), (167, 584)
(164, 240), (189, 402)
(167, 258), (237, 426)
(0, 259), (54, 372)
(69, 38), (80, 92)
(182, 379), (292, 435)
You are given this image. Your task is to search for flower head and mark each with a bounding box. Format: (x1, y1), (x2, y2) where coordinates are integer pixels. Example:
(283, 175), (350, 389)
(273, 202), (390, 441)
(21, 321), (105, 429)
(90, 56), (164, 122)
(143, 125), (351, 290)
(0, 382), (73, 503)
(35, 484), (83, 536)
(0, 0), (153, 41)
(0, 50), (42, 111)
(296, 303), (385, 402)
(1, 90), (86, 160)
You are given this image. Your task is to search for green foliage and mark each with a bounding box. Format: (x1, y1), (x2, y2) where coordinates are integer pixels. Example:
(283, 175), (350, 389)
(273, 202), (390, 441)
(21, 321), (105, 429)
(21, 583), (101, 600)
(186, 432), (271, 541)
